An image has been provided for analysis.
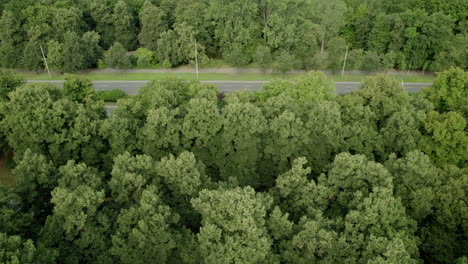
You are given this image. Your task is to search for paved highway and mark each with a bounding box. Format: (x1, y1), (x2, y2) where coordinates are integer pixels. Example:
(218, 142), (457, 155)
(27, 80), (431, 115)
(27, 80), (431, 94)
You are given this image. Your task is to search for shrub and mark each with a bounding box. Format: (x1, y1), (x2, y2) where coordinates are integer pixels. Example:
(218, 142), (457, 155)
(254, 46), (272, 72)
(95, 89), (126, 102)
(361, 51), (383, 72)
(137, 55), (150, 68)
(0, 70), (25, 100)
(273, 51), (295, 74)
(104, 42), (132, 69)
(135, 48), (157, 64)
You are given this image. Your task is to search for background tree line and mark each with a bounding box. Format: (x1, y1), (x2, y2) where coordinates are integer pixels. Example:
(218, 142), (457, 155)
(0, 0), (466, 72)
(0, 67), (466, 263)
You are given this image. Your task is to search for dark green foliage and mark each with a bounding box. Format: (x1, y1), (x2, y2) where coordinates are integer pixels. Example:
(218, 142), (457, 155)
(361, 51), (383, 72)
(113, 0), (137, 51)
(0, 62), (466, 263)
(0, 0), (463, 71)
(21, 41), (43, 71)
(0, 10), (24, 69)
(95, 89), (126, 102)
(138, 1), (166, 52)
(0, 70), (25, 101)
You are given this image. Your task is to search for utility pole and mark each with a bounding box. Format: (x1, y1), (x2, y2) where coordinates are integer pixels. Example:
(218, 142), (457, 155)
(194, 37), (199, 80)
(341, 45), (348, 79)
(39, 43), (51, 79)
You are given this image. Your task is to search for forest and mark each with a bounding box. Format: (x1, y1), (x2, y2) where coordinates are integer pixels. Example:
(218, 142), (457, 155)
(0, 67), (466, 263)
(0, 0), (467, 72)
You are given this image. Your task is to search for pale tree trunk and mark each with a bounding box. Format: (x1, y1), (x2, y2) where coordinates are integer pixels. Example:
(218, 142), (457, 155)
(320, 38), (324, 55)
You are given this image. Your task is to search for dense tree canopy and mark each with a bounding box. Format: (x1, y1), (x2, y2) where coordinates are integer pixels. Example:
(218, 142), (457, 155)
(0, 69), (467, 262)
(0, 0), (466, 72)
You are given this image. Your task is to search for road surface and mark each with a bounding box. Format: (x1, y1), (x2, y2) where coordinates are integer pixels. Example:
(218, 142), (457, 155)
(27, 80), (432, 115)
(27, 80), (431, 95)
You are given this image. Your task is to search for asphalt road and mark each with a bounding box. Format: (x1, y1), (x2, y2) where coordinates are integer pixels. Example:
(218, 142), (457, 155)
(27, 80), (432, 115)
(27, 80), (431, 95)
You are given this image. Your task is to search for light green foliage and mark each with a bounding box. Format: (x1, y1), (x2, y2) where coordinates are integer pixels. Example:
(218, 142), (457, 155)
(0, 70), (25, 101)
(254, 45), (272, 72)
(264, 111), (309, 177)
(305, 101), (343, 173)
(207, 0), (260, 66)
(288, 71), (335, 105)
(104, 42), (131, 69)
(380, 108), (423, 157)
(346, 49), (364, 70)
(272, 158), (325, 221)
(156, 23), (209, 67)
(46, 40), (63, 72)
(62, 74), (94, 103)
(1, 83), (106, 165)
(113, 0), (137, 51)
(62, 31), (86, 72)
(139, 107), (181, 160)
(42, 160), (107, 263)
(282, 216), (346, 263)
(12, 150), (56, 210)
(423, 67), (467, 115)
(385, 151), (441, 221)
(308, 0), (347, 55)
(174, 0), (214, 56)
(138, 1), (166, 52)
(273, 50), (295, 74)
(111, 186), (180, 263)
(135, 48), (157, 66)
(258, 71), (335, 106)
(338, 93), (383, 159)
(109, 152), (157, 205)
(52, 7), (83, 41)
(422, 111), (467, 167)
(94, 89), (126, 102)
(100, 96), (149, 159)
(319, 153), (393, 215)
(0, 233), (37, 264)
(342, 187), (419, 263)
(215, 99), (266, 186)
(192, 187), (274, 264)
(357, 75), (411, 124)
(181, 97), (222, 150)
(156, 151), (207, 198)
(1, 83), (61, 157)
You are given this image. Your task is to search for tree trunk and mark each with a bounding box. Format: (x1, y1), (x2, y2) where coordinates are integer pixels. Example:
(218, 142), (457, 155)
(321, 37), (324, 55)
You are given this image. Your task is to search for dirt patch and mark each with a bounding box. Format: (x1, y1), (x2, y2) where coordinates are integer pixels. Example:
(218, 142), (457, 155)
(0, 155), (14, 187)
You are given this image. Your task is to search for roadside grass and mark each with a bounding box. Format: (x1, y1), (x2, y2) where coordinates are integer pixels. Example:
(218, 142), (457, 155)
(0, 156), (14, 187)
(21, 71), (435, 83)
(22, 72), (302, 81)
(329, 74), (434, 83)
